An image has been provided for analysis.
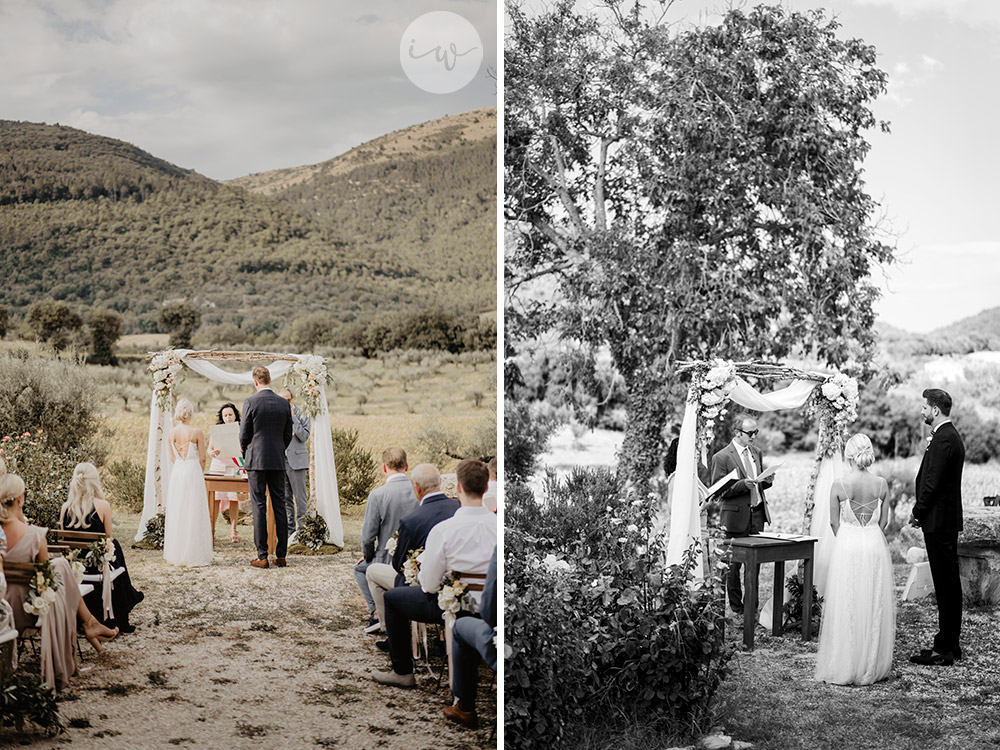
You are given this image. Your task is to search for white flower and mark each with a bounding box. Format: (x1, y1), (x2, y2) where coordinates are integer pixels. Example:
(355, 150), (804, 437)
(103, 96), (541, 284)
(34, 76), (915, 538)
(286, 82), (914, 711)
(821, 382), (842, 401)
(700, 390), (723, 407)
(626, 524), (639, 533)
(385, 537), (397, 554)
(541, 554), (571, 573)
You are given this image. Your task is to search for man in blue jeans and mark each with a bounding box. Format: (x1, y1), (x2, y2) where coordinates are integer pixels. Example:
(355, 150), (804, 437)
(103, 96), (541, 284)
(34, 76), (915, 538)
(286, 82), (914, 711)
(443, 545), (497, 729)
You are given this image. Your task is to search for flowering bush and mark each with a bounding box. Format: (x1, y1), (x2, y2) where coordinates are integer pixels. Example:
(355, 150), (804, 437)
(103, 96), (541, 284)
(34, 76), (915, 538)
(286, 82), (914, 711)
(288, 354), (329, 418)
(505, 469), (733, 749)
(0, 431), (87, 530)
(688, 359), (738, 450)
(809, 372), (859, 456)
(148, 350), (185, 411)
(23, 560), (61, 619)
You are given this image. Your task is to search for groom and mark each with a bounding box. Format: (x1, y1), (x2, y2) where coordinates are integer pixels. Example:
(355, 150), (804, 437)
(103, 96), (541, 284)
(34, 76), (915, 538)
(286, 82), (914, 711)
(710, 416), (773, 615)
(240, 366), (293, 569)
(909, 388), (965, 666)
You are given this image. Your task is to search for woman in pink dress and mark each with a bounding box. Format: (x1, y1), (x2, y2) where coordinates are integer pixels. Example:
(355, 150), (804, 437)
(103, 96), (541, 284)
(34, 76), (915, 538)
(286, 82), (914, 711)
(1, 467), (118, 690)
(207, 402), (246, 542)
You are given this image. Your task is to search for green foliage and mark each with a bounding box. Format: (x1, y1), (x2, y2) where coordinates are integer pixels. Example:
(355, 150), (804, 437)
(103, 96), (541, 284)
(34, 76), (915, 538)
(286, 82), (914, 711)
(104, 458), (146, 513)
(24, 299), (83, 351)
(142, 512), (166, 549)
(334, 308), (496, 357)
(506, 1), (895, 486)
(0, 304), (8, 338)
(782, 572), (823, 632)
(952, 410), (1000, 464)
(86, 307), (122, 365)
(331, 428), (379, 505)
(0, 671), (63, 736)
(0, 350), (103, 456)
(505, 469), (733, 748)
(296, 512), (330, 551)
(417, 413), (496, 464)
(285, 312), (336, 353)
(503, 397), (554, 484)
(159, 301), (201, 348)
(0, 431), (87, 530)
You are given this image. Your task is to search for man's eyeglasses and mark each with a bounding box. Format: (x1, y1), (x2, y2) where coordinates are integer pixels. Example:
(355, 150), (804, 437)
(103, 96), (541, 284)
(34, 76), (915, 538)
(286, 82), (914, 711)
(739, 428), (759, 437)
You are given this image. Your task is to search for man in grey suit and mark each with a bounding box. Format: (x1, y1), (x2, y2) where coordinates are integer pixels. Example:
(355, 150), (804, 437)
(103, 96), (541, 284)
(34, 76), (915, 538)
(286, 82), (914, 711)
(355, 447), (418, 630)
(279, 388), (310, 541)
(240, 366), (293, 569)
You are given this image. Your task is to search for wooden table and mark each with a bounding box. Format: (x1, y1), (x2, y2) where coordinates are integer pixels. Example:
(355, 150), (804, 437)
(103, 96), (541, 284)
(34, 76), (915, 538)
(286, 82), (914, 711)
(729, 535), (817, 650)
(204, 474), (277, 554)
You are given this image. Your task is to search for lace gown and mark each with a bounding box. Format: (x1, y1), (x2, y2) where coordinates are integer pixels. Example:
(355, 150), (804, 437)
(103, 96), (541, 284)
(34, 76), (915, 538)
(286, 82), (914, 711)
(65, 509), (143, 629)
(163, 442), (214, 567)
(814, 491), (896, 685)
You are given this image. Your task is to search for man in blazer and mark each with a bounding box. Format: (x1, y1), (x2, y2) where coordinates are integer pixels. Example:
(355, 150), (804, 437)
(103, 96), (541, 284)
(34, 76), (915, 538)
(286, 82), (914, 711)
(279, 388), (310, 541)
(710, 416), (773, 614)
(909, 388), (966, 666)
(240, 366), (293, 568)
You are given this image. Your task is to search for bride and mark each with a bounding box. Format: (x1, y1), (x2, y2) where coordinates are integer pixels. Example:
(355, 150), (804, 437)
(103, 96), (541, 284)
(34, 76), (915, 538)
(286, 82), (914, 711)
(815, 433), (896, 685)
(163, 398), (214, 567)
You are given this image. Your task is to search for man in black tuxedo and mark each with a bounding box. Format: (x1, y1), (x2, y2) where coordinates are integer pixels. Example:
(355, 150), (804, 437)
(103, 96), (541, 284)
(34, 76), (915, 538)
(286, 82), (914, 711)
(240, 366), (293, 569)
(909, 388), (965, 666)
(710, 416), (773, 615)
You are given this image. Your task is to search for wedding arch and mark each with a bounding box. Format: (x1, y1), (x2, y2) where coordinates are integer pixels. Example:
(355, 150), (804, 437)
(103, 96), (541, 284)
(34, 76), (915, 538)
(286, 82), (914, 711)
(665, 359), (860, 595)
(136, 349), (343, 548)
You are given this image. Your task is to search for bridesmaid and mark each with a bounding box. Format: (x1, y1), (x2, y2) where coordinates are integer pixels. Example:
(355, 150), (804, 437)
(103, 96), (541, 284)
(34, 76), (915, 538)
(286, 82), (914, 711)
(1, 467), (117, 691)
(60, 463), (144, 633)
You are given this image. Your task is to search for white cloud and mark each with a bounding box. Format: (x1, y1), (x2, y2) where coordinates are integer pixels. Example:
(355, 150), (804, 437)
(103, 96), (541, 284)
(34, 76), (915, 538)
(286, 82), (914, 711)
(0, 0), (497, 179)
(920, 54), (942, 69)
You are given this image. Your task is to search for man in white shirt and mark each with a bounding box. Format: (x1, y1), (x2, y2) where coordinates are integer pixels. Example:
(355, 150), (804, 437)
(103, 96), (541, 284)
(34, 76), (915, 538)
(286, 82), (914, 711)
(373, 459), (497, 688)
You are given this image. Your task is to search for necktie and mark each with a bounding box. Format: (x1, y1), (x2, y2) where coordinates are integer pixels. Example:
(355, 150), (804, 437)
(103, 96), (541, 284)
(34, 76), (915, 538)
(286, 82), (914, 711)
(743, 448), (761, 507)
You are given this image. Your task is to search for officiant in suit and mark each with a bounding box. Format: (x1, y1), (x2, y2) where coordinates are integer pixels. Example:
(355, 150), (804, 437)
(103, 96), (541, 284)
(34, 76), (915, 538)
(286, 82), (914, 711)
(710, 416), (773, 614)
(909, 388), (966, 666)
(240, 366), (293, 569)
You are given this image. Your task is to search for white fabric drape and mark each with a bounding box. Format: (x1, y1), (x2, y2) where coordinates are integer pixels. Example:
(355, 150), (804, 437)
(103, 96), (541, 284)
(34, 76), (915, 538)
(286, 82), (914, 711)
(665, 377), (825, 579)
(809, 453), (845, 596)
(136, 353), (343, 547)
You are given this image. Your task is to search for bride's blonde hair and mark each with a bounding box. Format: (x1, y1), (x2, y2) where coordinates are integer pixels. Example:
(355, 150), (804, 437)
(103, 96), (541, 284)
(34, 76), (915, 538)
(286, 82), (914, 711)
(174, 398), (194, 422)
(61, 462), (104, 529)
(0, 470), (26, 524)
(844, 433), (875, 469)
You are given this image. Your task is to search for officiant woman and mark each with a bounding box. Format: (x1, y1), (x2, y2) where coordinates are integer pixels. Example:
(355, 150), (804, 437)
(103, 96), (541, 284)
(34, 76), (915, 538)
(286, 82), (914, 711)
(208, 403), (246, 542)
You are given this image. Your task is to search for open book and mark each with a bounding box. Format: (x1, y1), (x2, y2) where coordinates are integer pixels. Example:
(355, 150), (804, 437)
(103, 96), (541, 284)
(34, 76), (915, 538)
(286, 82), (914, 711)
(750, 460), (784, 483)
(698, 460), (785, 505)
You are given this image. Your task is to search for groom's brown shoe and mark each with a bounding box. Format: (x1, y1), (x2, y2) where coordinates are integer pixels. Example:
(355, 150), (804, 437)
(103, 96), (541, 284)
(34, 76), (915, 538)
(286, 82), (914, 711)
(274, 558), (287, 567)
(443, 704), (479, 730)
(909, 650), (955, 666)
(251, 558), (269, 569)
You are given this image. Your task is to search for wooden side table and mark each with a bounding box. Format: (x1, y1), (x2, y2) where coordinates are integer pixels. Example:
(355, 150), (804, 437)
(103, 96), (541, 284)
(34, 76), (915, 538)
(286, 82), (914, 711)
(204, 474), (277, 554)
(728, 535), (817, 650)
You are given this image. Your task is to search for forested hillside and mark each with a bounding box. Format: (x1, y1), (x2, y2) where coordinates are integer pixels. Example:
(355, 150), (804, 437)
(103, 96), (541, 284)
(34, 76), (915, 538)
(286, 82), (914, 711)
(0, 112), (496, 337)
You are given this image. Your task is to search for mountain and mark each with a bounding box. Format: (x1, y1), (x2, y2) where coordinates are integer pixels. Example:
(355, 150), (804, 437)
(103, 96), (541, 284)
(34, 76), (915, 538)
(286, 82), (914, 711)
(0, 111), (496, 337)
(929, 306), (1000, 347)
(227, 108), (496, 307)
(875, 307), (1000, 358)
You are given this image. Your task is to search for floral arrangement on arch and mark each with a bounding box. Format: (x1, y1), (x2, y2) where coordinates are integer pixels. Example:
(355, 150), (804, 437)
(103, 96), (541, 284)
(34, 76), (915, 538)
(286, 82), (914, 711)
(23, 560), (61, 619)
(288, 355), (330, 418)
(688, 359), (738, 449)
(149, 350), (184, 411)
(437, 571), (479, 616)
(810, 372), (860, 456)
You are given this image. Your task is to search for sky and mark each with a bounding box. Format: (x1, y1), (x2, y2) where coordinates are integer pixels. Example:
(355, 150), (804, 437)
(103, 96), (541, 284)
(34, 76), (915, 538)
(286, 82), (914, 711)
(0, 0), (497, 181)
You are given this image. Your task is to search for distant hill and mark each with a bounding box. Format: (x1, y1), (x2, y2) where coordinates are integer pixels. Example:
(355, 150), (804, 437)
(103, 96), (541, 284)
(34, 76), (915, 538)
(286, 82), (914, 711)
(929, 306), (1000, 347)
(0, 112), (496, 337)
(875, 307), (1000, 357)
(228, 108), (497, 308)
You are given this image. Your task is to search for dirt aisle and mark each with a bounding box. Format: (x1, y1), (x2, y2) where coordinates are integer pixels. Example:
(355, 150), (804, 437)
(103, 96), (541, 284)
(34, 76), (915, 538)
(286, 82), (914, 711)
(4, 521), (497, 749)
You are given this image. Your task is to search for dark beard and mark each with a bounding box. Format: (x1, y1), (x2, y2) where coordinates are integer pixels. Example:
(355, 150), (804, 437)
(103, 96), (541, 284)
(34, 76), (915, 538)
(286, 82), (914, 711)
(923, 414), (934, 426)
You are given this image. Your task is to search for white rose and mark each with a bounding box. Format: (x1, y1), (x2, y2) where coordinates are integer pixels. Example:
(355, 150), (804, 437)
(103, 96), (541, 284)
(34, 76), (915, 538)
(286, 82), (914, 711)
(821, 383), (842, 401)
(701, 391), (723, 407)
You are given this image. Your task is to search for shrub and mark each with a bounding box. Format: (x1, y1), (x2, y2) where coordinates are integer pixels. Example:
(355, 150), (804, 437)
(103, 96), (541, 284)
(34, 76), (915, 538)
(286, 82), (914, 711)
(0, 431), (87, 530)
(142, 512), (166, 549)
(0, 351), (103, 457)
(504, 397), (554, 483)
(782, 572), (823, 633)
(417, 414), (497, 465)
(296, 513), (329, 551)
(505, 469), (733, 749)
(0, 671), (62, 736)
(104, 458), (146, 513)
(331, 428), (378, 505)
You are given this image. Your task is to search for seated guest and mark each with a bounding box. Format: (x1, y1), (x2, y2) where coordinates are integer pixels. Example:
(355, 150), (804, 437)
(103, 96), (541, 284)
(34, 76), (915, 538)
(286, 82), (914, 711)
(483, 457), (498, 513)
(60, 462), (144, 633)
(1, 468), (118, 691)
(373, 458), (497, 688)
(444, 545), (497, 729)
(355, 448), (418, 632)
(366, 464), (460, 637)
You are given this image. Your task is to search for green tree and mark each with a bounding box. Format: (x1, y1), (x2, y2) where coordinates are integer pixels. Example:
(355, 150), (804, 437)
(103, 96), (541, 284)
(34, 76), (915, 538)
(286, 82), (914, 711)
(506, 1), (896, 485)
(0, 304), (8, 338)
(159, 301), (202, 348)
(86, 307), (123, 365)
(285, 312), (335, 352)
(24, 299), (84, 350)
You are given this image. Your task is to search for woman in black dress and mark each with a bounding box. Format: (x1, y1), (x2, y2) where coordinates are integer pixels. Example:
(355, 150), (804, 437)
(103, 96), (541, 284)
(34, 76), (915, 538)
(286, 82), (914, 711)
(60, 463), (144, 633)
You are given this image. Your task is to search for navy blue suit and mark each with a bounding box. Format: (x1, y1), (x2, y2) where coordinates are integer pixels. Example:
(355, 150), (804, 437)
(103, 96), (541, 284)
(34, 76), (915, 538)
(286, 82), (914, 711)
(391, 492), (460, 586)
(240, 387), (293, 560)
(452, 547), (497, 711)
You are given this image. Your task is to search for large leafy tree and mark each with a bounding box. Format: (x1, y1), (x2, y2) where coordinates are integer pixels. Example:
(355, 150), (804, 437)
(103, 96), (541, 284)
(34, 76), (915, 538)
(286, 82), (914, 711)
(159, 301), (202, 348)
(506, 0), (896, 484)
(86, 307), (123, 366)
(24, 299), (84, 351)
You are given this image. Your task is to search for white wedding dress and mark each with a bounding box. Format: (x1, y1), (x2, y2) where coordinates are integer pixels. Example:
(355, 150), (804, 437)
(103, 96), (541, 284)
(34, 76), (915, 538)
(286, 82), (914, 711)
(163, 441), (214, 567)
(814, 485), (895, 685)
